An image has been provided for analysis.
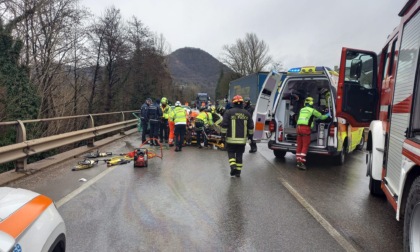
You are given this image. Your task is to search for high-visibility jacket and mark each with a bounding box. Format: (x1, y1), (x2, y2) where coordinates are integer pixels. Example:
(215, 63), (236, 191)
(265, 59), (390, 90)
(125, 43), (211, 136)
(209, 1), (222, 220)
(161, 104), (171, 120)
(206, 112), (214, 126)
(221, 106), (254, 144)
(196, 111), (208, 124)
(171, 106), (187, 125)
(297, 106), (327, 128)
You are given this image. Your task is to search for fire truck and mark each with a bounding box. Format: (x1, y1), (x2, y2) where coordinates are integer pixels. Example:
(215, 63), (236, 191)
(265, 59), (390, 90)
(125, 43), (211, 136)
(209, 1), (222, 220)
(335, 0), (419, 250)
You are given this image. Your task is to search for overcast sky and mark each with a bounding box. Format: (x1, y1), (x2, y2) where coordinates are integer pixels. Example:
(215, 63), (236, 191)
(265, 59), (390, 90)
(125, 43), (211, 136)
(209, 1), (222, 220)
(81, 0), (405, 70)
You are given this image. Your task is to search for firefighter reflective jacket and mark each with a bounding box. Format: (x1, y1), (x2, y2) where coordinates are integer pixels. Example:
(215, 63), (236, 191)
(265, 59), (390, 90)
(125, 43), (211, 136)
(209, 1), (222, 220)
(221, 107), (254, 144)
(171, 106), (187, 125)
(297, 106), (328, 128)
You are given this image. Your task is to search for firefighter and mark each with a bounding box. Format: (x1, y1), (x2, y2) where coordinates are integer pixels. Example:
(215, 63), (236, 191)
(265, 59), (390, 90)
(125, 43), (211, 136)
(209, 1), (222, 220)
(195, 106), (209, 148)
(244, 97), (257, 153)
(221, 95), (254, 177)
(160, 97), (171, 144)
(171, 101), (187, 152)
(140, 98), (152, 143)
(147, 98), (162, 145)
(296, 97), (330, 170)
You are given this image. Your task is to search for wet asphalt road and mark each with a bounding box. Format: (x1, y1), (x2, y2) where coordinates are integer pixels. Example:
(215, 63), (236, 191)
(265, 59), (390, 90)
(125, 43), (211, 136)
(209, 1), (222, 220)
(6, 133), (403, 251)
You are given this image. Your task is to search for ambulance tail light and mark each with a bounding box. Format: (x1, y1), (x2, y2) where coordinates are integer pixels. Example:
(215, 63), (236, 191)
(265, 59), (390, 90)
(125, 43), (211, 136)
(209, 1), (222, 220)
(278, 125), (283, 142)
(269, 120), (276, 132)
(329, 124), (336, 137)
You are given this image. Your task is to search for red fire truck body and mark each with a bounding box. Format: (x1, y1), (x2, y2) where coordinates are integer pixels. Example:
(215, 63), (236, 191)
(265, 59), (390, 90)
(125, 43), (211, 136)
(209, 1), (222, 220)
(336, 0), (419, 250)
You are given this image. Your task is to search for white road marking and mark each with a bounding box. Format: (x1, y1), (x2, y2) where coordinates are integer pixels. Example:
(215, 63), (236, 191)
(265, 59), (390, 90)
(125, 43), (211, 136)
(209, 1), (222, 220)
(278, 177), (358, 252)
(55, 166), (116, 208)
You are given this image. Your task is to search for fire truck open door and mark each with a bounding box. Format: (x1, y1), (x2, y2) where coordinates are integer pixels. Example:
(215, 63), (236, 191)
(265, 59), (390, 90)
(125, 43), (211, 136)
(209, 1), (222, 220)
(336, 47), (379, 127)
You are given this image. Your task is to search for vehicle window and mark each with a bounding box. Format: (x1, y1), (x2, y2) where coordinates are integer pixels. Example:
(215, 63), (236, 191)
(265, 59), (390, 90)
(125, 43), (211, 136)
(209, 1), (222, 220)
(388, 39), (397, 76)
(381, 45), (390, 82)
(345, 51), (376, 89)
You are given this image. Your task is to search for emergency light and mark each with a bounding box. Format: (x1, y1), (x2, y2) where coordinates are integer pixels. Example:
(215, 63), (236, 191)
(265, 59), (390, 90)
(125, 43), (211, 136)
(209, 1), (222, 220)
(287, 66), (330, 75)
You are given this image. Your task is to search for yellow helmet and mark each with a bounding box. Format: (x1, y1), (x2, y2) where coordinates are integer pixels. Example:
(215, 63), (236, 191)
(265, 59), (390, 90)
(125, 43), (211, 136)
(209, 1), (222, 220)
(305, 97), (314, 106)
(161, 97), (168, 105)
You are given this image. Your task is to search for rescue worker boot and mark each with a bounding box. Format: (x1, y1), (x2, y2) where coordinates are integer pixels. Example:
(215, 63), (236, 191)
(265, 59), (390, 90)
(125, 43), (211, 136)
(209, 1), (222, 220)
(249, 142), (257, 153)
(175, 146), (180, 152)
(235, 169), (241, 177)
(230, 165), (237, 176)
(297, 162), (307, 170)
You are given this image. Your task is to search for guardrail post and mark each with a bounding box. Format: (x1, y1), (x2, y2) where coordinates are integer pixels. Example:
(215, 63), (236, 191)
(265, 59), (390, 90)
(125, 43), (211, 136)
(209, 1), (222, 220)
(87, 114), (95, 147)
(120, 112), (125, 135)
(15, 120), (27, 172)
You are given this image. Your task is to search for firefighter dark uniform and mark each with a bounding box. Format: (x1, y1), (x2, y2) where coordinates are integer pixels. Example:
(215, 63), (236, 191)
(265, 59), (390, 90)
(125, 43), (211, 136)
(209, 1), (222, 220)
(147, 99), (162, 145)
(140, 98), (152, 143)
(160, 97), (171, 143)
(296, 97), (329, 170)
(221, 95), (254, 177)
(244, 97), (257, 153)
(171, 101), (187, 152)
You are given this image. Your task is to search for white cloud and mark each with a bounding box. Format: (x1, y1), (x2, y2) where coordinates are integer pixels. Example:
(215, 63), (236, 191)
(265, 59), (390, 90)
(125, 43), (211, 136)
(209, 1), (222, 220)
(82, 0), (404, 69)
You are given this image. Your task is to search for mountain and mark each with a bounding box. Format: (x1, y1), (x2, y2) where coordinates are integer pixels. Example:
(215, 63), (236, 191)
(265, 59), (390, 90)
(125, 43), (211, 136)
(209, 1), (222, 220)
(166, 47), (233, 95)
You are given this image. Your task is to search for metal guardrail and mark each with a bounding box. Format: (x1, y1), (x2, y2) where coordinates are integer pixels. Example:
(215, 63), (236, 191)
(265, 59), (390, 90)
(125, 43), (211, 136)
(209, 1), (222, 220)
(0, 111), (138, 172)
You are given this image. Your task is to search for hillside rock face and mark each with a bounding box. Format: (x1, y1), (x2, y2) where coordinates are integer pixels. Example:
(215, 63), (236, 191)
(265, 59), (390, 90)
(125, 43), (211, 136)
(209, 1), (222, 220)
(166, 47), (232, 95)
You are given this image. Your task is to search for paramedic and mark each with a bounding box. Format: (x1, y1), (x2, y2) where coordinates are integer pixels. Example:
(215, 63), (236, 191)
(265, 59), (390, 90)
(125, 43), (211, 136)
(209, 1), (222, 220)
(171, 101), (187, 152)
(296, 97), (330, 170)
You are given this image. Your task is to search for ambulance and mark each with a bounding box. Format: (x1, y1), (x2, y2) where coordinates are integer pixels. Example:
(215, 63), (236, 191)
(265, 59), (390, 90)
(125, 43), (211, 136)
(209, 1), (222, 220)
(0, 187), (66, 252)
(253, 66), (365, 164)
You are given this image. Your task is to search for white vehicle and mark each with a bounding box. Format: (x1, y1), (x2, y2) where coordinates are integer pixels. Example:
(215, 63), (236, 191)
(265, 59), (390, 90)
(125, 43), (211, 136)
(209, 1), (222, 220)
(254, 67), (365, 164)
(0, 187), (66, 252)
(335, 0), (419, 250)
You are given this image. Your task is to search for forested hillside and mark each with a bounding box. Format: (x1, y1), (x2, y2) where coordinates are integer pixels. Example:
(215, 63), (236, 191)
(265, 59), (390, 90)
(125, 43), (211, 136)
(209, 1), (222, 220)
(166, 47), (233, 101)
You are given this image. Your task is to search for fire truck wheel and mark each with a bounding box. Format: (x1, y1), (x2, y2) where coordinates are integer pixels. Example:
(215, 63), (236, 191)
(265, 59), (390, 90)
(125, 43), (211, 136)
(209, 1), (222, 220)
(369, 176), (383, 196)
(404, 176), (420, 252)
(367, 149), (384, 196)
(273, 150), (286, 159)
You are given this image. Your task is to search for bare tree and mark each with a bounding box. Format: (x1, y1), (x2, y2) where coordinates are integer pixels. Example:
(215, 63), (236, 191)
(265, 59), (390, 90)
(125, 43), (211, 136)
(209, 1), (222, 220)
(221, 33), (272, 76)
(152, 32), (171, 56)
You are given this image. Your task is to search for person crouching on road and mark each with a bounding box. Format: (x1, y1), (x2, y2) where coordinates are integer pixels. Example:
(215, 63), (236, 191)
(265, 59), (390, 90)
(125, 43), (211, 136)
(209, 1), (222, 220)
(221, 95), (254, 177)
(195, 106), (209, 148)
(296, 97), (330, 170)
(171, 101), (187, 152)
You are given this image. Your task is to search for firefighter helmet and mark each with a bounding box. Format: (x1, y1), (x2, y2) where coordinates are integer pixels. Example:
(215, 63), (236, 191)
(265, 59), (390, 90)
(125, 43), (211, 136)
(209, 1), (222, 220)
(305, 97), (314, 106)
(175, 101), (181, 106)
(232, 95), (244, 104)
